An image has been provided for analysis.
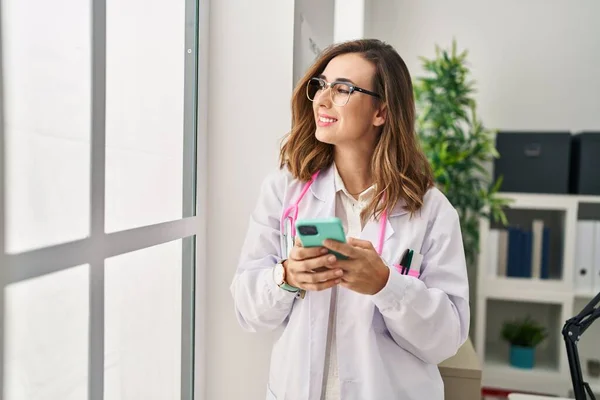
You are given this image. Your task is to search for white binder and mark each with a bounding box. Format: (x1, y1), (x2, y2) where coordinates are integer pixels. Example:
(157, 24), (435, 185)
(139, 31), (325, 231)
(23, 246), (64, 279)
(574, 221), (595, 293)
(531, 219), (544, 279)
(488, 229), (499, 277)
(594, 221), (600, 293)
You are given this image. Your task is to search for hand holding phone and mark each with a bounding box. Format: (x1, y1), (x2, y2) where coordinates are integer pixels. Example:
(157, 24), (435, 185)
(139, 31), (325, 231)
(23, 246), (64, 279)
(282, 218), (347, 291)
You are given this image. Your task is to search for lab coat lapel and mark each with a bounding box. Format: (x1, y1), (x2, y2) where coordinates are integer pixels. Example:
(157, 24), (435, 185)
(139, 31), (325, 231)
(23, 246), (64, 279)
(360, 199), (408, 260)
(304, 164), (336, 218)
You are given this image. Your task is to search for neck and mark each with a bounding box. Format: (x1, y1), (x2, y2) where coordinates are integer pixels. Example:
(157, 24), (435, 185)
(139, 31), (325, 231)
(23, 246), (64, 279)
(334, 146), (374, 197)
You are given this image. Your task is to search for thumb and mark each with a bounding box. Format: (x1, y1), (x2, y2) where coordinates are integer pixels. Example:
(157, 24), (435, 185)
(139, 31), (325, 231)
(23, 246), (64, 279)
(294, 236), (303, 247)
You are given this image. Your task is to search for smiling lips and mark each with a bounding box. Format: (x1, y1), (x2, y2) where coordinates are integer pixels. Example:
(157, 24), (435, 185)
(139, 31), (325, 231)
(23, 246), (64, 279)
(317, 114), (338, 127)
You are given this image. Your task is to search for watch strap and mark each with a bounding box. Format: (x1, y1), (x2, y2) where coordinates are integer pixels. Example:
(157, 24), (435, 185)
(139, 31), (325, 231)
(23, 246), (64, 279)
(279, 282), (300, 293)
(277, 260), (300, 293)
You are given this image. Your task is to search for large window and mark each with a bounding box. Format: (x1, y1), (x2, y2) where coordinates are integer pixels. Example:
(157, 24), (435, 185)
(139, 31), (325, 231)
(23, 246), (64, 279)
(0, 0), (204, 399)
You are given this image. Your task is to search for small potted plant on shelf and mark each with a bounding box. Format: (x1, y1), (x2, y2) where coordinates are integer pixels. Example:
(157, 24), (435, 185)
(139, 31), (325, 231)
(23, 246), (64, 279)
(501, 315), (548, 369)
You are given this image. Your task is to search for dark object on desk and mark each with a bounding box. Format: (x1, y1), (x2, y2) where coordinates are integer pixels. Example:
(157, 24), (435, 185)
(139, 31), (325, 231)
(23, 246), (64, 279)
(562, 291), (600, 400)
(570, 132), (600, 195)
(494, 131), (572, 194)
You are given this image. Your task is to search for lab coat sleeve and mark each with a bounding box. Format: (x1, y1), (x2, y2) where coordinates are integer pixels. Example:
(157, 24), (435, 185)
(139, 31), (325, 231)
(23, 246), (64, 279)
(370, 205), (470, 365)
(230, 169), (297, 333)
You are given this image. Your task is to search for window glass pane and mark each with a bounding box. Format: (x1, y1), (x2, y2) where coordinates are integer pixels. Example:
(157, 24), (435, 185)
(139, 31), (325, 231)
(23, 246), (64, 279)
(105, 239), (183, 399)
(4, 265), (90, 400)
(2, 0), (91, 253)
(105, 0), (193, 233)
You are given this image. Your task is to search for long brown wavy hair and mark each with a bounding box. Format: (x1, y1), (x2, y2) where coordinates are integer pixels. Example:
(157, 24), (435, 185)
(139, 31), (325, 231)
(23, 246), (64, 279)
(279, 39), (434, 220)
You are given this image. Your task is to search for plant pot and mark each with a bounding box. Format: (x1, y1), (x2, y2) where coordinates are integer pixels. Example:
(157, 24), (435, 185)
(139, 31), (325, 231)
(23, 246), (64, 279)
(509, 345), (535, 369)
(588, 359), (600, 378)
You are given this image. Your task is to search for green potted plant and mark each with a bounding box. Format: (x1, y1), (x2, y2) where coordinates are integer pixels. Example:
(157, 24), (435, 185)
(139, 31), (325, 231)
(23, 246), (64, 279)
(501, 315), (548, 369)
(413, 40), (511, 269)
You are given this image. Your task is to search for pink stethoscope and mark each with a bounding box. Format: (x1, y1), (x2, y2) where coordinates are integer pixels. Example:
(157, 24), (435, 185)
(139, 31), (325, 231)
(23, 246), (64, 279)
(280, 170), (419, 278)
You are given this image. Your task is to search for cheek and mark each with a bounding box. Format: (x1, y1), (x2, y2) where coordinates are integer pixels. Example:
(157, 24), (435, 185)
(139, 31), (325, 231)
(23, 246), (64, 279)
(339, 105), (370, 134)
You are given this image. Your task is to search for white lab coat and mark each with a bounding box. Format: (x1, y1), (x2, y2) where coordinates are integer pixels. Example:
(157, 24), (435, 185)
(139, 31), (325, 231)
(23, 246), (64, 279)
(230, 165), (470, 400)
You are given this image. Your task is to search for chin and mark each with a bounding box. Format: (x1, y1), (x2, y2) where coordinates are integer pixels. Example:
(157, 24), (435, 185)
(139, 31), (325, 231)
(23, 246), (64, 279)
(315, 128), (337, 145)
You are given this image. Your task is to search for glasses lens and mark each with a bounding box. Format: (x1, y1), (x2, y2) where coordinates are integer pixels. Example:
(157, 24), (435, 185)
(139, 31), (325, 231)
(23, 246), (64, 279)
(331, 83), (352, 106)
(306, 78), (323, 101)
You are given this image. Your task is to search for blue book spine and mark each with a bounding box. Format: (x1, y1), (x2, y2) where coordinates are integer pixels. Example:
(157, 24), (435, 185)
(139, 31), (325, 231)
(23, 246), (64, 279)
(521, 230), (533, 278)
(507, 227), (522, 278)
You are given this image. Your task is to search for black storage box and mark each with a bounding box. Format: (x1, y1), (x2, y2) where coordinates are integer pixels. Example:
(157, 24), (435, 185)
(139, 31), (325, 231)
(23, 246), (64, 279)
(494, 131), (572, 194)
(570, 132), (600, 195)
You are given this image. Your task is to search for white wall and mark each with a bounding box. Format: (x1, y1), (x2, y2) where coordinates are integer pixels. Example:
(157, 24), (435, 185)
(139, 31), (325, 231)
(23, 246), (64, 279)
(207, 1), (600, 398)
(365, 0), (600, 131)
(334, 0), (365, 43)
(293, 0), (335, 84)
(206, 1), (295, 399)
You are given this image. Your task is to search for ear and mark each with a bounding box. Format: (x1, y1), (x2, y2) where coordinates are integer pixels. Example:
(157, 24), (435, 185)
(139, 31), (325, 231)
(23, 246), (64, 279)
(372, 103), (387, 127)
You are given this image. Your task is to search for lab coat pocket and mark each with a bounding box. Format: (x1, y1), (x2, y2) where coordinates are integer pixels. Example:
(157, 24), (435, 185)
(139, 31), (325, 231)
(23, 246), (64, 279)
(266, 384), (277, 400)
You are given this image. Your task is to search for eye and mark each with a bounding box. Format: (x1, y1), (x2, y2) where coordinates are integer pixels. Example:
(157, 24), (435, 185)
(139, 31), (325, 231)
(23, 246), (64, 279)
(333, 83), (351, 94)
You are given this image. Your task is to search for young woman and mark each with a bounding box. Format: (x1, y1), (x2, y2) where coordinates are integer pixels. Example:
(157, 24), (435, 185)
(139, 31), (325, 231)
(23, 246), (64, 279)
(230, 39), (470, 400)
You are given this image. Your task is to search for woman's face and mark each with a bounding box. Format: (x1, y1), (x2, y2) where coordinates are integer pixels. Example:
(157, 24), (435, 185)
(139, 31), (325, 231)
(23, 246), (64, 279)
(312, 53), (386, 149)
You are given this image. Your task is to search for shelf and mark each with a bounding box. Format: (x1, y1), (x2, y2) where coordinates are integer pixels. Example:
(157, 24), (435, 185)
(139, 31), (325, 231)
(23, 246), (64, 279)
(501, 192), (600, 206)
(483, 359), (568, 397)
(481, 277), (572, 303)
(483, 341), (565, 396)
(486, 341), (560, 371)
(574, 289), (600, 299)
(482, 355), (600, 397)
(477, 190), (600, 398)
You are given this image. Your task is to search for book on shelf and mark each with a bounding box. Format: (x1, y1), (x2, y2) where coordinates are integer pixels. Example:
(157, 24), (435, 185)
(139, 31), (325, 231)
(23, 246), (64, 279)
(488, 219), (551, 279)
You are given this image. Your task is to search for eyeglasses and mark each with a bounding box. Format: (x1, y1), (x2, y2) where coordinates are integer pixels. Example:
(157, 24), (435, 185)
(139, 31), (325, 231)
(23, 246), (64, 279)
(306, 77), (381, 107)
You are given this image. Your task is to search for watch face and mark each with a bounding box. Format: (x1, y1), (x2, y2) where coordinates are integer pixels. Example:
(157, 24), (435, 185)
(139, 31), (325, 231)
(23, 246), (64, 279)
(273, 264), (285, 285)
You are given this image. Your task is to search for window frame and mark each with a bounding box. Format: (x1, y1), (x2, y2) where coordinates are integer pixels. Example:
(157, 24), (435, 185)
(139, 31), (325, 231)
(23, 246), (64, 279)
(0, 0), (208, 398)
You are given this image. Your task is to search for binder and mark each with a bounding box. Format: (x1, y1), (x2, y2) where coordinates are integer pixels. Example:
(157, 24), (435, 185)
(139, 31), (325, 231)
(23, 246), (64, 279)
(497, 230), (508, 277)
(506, 227), (522, 278)
(488, 229), (499, 277)
(594, 221), (600, 293)
(574, 221), (595, 293)
(531, 220), (544, 279)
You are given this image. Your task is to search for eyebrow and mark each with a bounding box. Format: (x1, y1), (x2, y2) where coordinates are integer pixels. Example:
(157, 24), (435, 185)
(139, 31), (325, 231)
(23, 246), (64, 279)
(318, 74), (355, 85)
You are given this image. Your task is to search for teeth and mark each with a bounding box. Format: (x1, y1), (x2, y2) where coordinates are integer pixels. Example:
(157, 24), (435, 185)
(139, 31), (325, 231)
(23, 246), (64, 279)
(319, 116), (337, 123)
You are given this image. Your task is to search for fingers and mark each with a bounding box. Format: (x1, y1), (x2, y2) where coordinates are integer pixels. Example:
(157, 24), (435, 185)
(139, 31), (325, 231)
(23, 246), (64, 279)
(286, 253), (342, 292)
(295, 269), (343, 291)
(296, 268), (343, 285)
(323, 239), (357, 258)
(286, 254), (336, 280)
(304, 254), (338, 271)
(290, 244), (328, 261)
(303, 278), (342, 292)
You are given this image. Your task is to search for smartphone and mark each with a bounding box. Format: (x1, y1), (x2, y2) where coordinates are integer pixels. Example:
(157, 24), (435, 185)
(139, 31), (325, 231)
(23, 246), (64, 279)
(295, 217), (348, 264)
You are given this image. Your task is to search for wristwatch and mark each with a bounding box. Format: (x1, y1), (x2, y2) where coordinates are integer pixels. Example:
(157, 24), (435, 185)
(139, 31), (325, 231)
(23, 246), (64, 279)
(273, 261), (300, 293)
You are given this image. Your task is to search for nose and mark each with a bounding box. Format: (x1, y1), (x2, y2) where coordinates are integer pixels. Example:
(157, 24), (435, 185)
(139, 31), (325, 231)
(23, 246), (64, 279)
(314, 85), (332, 109)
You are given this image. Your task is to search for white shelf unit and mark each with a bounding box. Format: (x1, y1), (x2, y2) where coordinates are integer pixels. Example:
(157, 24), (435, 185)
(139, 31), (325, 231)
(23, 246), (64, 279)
(475, 192), (600, 398)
